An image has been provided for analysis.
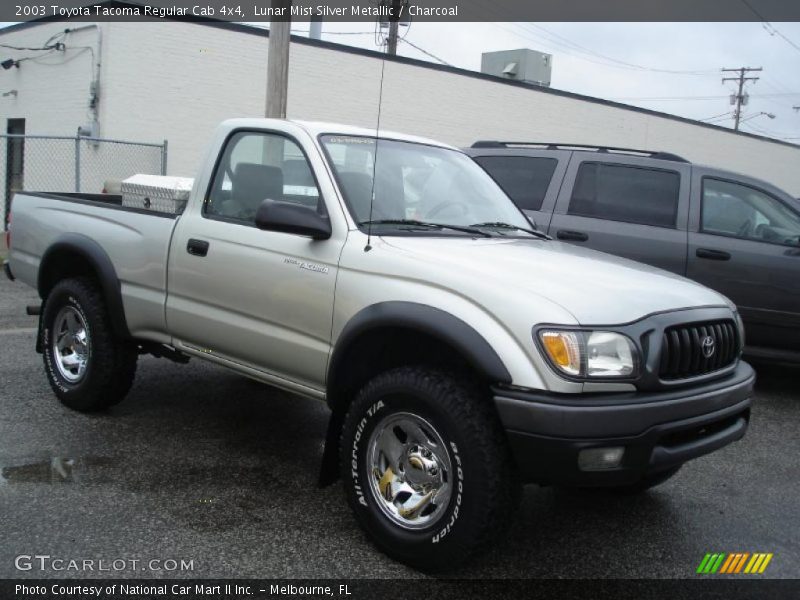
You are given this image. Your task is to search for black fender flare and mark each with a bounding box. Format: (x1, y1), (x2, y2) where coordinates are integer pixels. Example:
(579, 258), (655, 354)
(319, 301), (511, 486)
(37, 233), (131, 342)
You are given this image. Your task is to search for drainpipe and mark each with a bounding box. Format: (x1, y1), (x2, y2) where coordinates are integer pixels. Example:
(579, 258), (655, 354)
(66, 24), (102, 137)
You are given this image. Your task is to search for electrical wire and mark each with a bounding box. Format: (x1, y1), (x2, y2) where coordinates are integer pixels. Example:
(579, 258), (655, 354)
(289, 30), (375, 36)
(0, 43), (60, 51)
(740, 0), (800, 55)
(740, 120), (800, 140)
(608, 93), (799, 101)
(521, 23), (719, 76)
(699, 111), (735, 122)
(399, 38), (452, 66)
(475, 11), (718, 77)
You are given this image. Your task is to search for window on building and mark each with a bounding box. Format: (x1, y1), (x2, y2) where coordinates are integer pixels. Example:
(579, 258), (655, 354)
(205, 131), (321, 224)
(702, 178), (800, 245)
(568, 162), (680, 228)
(473, 155), (558, 211)
(5, 118), (25, 228)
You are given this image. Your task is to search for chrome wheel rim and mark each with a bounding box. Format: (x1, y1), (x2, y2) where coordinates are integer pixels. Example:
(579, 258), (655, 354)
(52, 306), (90, 383)
(366, 411), (452, 530)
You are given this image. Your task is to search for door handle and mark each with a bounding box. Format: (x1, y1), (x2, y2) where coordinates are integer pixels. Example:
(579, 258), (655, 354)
(187, 238), (210, 257)
(696, 248), (731, 261)
(556, 230), (589, 242)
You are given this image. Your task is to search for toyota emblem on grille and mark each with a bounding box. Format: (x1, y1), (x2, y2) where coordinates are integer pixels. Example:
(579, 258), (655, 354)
(701, 335), (716, 358)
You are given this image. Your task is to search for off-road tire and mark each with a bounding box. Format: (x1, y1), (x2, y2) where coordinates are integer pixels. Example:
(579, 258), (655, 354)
(339, 366), (520, 572)
(41, 277), (137, 411)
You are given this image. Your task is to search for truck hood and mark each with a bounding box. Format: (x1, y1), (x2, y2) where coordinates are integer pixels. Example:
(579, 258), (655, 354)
(381, 236), (730, 324)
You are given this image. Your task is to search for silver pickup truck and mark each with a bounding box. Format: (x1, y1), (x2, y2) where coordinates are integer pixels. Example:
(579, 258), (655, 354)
(4, 119), (755, 571)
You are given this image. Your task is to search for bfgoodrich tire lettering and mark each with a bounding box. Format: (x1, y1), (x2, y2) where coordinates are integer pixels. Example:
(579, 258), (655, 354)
(41, 277), (137, 412)
(339, 366), (520, 571)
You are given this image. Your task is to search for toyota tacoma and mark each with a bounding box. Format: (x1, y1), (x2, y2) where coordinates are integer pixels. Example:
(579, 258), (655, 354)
(4, 119), (754, 571)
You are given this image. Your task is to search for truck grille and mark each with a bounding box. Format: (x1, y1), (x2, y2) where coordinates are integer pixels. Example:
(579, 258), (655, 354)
(659, 320), (738, 380)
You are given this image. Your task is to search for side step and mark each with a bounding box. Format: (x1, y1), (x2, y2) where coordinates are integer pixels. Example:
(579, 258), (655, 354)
(141, 342), (191, 364)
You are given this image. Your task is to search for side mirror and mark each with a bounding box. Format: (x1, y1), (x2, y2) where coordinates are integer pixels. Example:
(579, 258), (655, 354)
(254, 199), (332, 240)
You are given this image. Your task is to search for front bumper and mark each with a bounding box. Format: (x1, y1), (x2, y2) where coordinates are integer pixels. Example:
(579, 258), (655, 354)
(3, 259), (13, 281)
(494, 361), (754, 486)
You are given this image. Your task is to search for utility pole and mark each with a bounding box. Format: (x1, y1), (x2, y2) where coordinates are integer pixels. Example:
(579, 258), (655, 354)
(266, 0), (292, 118)
(386, 0), (402, 55)
(722, 67), (762, 131)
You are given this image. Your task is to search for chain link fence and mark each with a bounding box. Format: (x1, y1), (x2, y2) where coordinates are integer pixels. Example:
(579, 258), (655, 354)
(1, 135), (167, 228)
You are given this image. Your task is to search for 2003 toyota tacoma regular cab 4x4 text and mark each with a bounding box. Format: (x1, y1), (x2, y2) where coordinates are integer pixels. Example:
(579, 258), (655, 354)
(4, 119), (755, 571)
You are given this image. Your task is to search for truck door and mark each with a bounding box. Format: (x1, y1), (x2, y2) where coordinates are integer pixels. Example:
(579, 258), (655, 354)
(166, 129), (346, 392)
(548, 154), (690, 275)
(687, 170), (800, 353)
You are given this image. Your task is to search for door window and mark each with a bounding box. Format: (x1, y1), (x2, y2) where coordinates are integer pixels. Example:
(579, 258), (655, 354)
(473, 156), (558, 211)
(205, 131), (321, 224)
(568, 162), (680, 228)
(701, 178), (800, 246)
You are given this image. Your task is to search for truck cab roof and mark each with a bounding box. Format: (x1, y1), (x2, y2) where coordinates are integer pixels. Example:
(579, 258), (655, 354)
(216, 118), (458, 151)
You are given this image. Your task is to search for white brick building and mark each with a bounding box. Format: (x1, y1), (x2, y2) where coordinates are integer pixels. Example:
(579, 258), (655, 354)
(1, 15), (799, 224)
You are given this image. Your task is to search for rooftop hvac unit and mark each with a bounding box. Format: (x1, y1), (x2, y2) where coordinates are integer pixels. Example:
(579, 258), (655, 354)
(481, 49), (552, 87)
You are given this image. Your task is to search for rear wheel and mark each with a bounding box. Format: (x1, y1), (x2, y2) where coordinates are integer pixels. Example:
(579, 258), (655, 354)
(41, 277), (137, 411)
(339, 366), (520, 571)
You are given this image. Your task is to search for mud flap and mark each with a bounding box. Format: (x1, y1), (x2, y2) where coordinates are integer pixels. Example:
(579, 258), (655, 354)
(318, 407), (344, 487)
(35, 304), (45, 354)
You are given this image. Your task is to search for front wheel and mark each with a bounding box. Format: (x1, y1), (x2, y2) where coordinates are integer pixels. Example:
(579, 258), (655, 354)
(41, 277), (138, 412)
(339, 367), (520, 571)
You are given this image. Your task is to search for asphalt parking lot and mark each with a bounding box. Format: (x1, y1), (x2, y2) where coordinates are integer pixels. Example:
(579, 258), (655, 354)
(0, 276), (798, 579)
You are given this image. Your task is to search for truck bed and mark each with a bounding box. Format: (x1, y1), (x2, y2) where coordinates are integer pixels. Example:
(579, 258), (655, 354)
(8, 191), (180, 343)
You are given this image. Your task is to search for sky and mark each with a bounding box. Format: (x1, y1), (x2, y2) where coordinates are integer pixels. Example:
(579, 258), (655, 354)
(277, 21), (800, 142)
(2, 20), (798, 141)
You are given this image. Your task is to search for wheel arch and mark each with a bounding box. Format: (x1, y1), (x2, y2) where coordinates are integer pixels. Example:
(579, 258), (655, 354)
(319, 301), (512, 486)
(37, 234), (131, 342)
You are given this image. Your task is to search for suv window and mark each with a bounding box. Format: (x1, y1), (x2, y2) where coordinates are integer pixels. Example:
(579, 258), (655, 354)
(473, 156), (557, 211)
(702, 178), (800, 246)
(205, 131), (321, 223)
(569, 162), (680, 228)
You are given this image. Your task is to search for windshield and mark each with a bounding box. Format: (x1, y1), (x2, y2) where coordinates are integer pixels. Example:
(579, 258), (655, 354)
(319, 135), (532, 233)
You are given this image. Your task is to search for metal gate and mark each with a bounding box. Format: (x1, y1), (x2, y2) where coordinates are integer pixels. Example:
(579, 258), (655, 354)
(1, 134), (168, 228)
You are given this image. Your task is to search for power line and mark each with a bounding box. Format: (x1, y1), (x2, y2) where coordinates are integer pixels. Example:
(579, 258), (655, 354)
(0, 42), (60, 51)
(740, 120), (800, 140)
(699, 110), (734, 122)
(480, 16), (718, 77)
(399, 38), (452, 66)
(608, 93), (799, 101)
(740, 0), (800, 55)
(523, 23), (718, 76)
(290, 29), (374, 36)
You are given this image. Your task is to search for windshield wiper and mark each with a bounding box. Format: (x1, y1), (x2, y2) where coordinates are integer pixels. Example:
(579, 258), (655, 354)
(359, 219), (492, 237)
(469, 222), (551, 240)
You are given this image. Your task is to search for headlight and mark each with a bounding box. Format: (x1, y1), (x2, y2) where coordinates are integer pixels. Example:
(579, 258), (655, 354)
(538, 329), (638, 379)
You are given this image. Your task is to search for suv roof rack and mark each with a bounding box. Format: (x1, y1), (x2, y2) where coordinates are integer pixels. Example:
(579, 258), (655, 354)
(470, 141), (689, 163)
